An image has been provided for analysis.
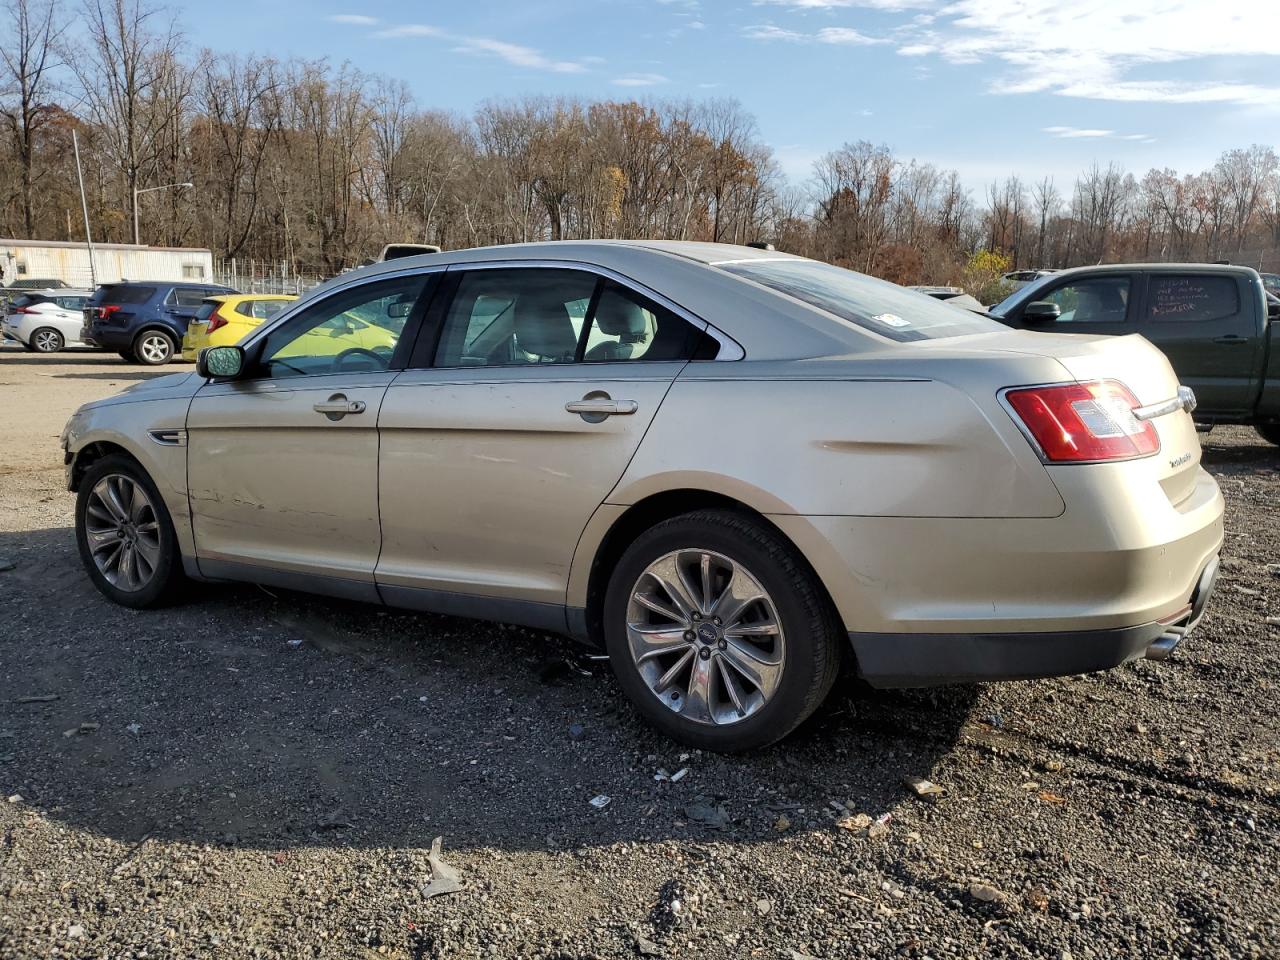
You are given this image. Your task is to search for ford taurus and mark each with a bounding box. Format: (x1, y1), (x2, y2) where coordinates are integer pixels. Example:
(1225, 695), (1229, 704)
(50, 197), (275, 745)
(62, 241), (1224, 751)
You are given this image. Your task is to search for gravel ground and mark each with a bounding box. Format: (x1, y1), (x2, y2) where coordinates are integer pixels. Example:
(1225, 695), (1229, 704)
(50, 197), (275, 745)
(1, 348), (1278, 960)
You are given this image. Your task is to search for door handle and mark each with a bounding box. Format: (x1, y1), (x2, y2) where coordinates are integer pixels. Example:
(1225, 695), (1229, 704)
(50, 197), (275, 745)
(1212, 335), (1248, 345)
(565, 392), (639, 423)
(313, 393), (366, 420)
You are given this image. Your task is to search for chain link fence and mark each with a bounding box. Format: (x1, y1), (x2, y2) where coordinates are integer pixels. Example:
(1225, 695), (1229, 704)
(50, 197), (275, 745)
(212, 258), (325, 296)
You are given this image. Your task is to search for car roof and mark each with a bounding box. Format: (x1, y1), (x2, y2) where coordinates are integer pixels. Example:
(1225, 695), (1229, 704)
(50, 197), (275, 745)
(1044, 262), (1259, 279)
(203, 293), (295, 303)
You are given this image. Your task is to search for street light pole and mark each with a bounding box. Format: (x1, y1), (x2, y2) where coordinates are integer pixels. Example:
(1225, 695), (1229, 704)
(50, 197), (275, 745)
(132, 181), (194, 245)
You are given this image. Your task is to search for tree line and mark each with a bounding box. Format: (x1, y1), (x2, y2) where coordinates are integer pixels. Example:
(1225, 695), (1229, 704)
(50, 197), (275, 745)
(4, 0), (1280, 291)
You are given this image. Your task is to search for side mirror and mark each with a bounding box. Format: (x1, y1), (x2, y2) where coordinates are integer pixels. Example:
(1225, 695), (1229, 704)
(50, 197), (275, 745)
(1023, 301), (1061, 324)
(197, 344), (245, 380)
(1268, 298), (1280, 320)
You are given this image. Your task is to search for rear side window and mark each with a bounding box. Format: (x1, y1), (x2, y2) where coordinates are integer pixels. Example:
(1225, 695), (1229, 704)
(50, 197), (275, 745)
(1146, 275), (1240, 323)
(94, 284), (155, 305)
(56, 296), (88, 309)
(170, 287), (209, 307)
(583, 280), (700, 362)
(720, 259), (1003, 342)
(236, 299), (289, 320)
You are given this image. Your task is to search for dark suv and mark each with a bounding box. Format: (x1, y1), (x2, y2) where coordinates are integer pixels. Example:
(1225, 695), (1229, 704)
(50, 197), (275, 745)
(82, 281), (236, 365)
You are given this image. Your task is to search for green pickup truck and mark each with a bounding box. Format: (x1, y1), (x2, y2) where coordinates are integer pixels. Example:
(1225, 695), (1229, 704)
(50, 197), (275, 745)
(989, 263), (1280, 446)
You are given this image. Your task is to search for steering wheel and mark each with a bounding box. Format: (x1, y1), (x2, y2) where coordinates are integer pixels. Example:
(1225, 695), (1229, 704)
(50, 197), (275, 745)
(332, 347), (390, 372)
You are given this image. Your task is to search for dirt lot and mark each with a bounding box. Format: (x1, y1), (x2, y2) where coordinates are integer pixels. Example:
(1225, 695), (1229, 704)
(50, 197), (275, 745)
(0, 347), (1277, 960)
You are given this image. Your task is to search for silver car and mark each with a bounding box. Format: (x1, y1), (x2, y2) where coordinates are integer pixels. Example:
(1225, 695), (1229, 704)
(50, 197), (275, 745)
(63, 242), (1224, 751)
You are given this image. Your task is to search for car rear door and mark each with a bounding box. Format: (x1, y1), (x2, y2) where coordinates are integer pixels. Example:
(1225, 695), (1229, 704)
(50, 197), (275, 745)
(374, 263), (708, 624)
(185, 271), (435, 598)
(1134, 272), (1262, 415)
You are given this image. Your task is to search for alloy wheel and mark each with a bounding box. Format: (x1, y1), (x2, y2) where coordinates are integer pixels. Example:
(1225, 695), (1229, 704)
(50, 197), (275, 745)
(138, 333), (172, 363)
(33, 329), (62, 352)
(84, 474), (162, 592)
(625, 549), (786, 726)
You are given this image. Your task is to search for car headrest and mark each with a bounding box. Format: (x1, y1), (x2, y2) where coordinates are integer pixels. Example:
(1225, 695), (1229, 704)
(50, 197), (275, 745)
(594, 296), (648, 341)
(514, 293), (577, 360)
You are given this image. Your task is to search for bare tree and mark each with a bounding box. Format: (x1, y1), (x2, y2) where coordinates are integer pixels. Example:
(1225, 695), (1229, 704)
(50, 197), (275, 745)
(0, 0), (65, 237)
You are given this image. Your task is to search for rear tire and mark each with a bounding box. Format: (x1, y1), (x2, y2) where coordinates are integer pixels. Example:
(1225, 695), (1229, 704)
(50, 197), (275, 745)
(1256, 424), (1280, 447)
(604, 509), (841, 752)
(75, 454), (187, 609)
(31, 327), (64, 353)
(132, 329), (175, 365)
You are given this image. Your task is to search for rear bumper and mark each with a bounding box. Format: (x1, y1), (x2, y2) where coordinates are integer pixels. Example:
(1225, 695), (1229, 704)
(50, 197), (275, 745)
(853, 553), (1221, 687)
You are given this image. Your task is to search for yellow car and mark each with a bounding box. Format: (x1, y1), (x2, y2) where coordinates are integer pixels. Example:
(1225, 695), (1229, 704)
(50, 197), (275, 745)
(181, 295), (297, 362)
(182, 293), (400, 364)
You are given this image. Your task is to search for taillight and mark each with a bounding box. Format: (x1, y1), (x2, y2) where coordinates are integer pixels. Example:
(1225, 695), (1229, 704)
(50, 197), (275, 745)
(95, 305), (120, 320)
(206, 309), (227, 333)
(1004, 380), (1160, 463)
(13, 306), (33, 314)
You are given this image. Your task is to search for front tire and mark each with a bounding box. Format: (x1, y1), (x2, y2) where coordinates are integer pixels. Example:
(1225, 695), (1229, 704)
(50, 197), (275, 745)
(1256, 424), (1280, 447)
(31, 327), (64, 353)
(133, 329), (175, 365)
(75, 454), (186, 609)
(604, 509), (841, 752)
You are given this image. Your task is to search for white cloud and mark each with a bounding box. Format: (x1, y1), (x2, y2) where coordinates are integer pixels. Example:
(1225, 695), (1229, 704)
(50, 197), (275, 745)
(451, 36), (588, 73)
(901, 1), (1280, 107)
(753, 0), (931, 9)
(744, 23), (885, 44)
(370, 24), (589, 73)
(613, 73), (671, 86)
(327, 14), (378, 26)
(1042, 125), (1156, 142)
(373, 24), (441, 38)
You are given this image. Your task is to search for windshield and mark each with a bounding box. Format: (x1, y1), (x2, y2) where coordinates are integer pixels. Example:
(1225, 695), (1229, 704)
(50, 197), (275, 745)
(719, 259), (1004, 342)
(989, 273), (1059, 316)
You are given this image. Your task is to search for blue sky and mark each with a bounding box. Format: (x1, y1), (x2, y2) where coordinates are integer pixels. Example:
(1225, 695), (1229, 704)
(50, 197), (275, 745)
(173, 0), (1280, 190)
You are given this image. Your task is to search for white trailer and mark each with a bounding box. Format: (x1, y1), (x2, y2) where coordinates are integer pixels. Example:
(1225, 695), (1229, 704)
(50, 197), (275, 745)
(0, 239), (214, 289)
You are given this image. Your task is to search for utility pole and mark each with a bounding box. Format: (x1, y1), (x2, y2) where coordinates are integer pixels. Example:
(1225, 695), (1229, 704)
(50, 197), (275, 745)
(72, 130), (97, 289)
(133, 182), (193, 245)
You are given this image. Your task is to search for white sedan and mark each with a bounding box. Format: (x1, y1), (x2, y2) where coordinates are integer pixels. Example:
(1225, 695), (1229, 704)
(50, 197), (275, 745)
(2, 289), (94, 352)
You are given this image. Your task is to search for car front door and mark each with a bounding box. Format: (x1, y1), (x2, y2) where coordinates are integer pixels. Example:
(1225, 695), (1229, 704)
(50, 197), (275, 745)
(185, 272), (434, 598)
(375, 264), (709, 626)
(1020, 273), (1138, 337)
(1136, 272), (1262, 415)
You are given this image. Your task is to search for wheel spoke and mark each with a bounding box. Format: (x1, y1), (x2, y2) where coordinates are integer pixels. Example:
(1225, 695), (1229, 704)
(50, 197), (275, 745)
(627, 623), (691, 664)
(128, 480), (148, 521)
(134, 533), (161, 573)
(87, 528), (122, 554)
(683, 655), (715, 723)
(720, 637), (783, 699)
(654, 648), (694, 693)
(94, 479), (128, 523)
(698, 552), (714, 614)
(632, 591), (685, 624)
(710, 575), (764, 628)
(724, 618), (780, 639)
(643, 556), (699, 621)
(715, 656), (747, 717)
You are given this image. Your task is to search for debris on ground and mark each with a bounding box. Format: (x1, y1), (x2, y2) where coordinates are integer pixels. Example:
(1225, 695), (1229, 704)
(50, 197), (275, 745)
(968, 882), (1004, 903)
(421, 837), (464, 899)
(635, 935), (662, 957)
(16, 694), (58, 704)
(682, 802), (729, 829)
(903, 776), (946, 799)
(867, 813), (892, 839)
(61, 722), (99, 738)
(568, 722), (585, 741)
(0, 559), (16, 572)
(1038, 790), (1067, 806)
(589, 794), (612, 809)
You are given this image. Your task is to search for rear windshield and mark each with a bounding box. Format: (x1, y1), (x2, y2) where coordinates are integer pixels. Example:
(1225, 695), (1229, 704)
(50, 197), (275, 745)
(92, 284), (155, 305)
(719, 259), (1003, 342)
(194, 301), (219, 322)
(10, 294), (46, 307)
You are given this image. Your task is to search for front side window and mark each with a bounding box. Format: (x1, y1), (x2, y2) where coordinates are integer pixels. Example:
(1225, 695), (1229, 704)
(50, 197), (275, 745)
(258, 275), (426, 379)
(1146, 275), (1239, 323)
(721, 258), (1003, 342)
(435, 269), (598, 367)
(1043, 277), (1131, 323)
